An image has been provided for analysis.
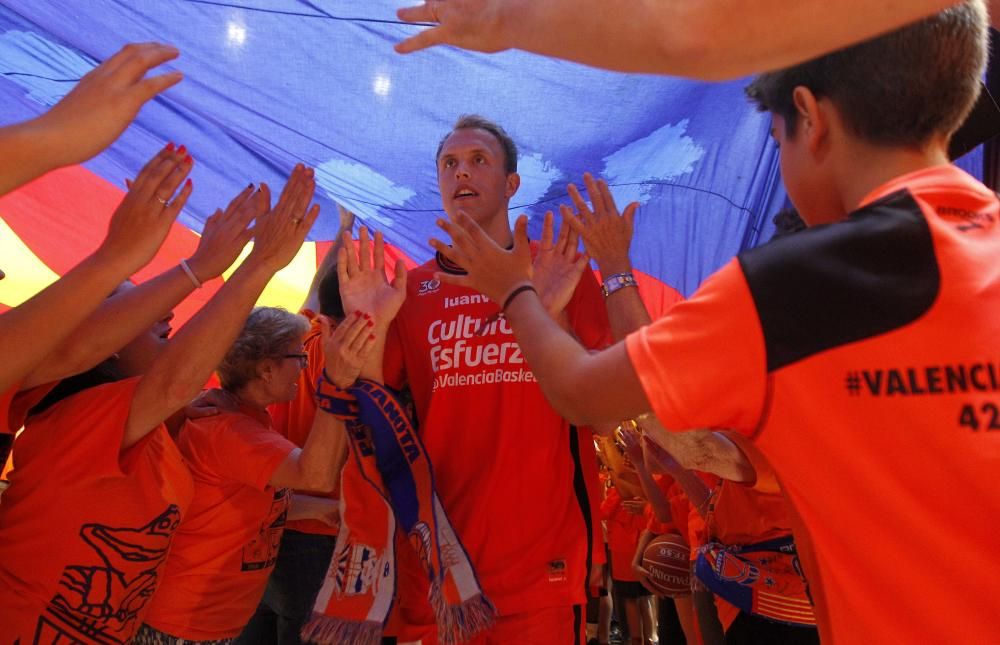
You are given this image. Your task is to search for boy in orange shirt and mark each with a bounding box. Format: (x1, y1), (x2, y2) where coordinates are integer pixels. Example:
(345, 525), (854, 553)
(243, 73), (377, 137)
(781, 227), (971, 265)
(431, 3), (1000, 642)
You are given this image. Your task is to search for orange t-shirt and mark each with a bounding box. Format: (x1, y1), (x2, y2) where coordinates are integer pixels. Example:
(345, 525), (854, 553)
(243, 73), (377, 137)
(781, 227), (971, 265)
(705, 467), (793, 631)
(600, 486), (646, 581)
(627, 165), (1000, 643)
(269, 315), (340, 537)
(0, 378), (194, 643)
(143, 406), (294, 640)
(384, 248), (611, 617)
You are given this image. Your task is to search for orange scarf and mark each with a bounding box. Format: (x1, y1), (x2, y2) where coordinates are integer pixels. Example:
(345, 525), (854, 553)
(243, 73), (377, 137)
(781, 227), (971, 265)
(303, 377), (495, 644)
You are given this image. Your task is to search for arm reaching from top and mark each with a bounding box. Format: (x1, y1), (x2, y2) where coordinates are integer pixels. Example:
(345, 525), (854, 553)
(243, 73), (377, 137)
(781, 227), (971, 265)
(396, 0), (965, 80)
(0, 42), (182, 196)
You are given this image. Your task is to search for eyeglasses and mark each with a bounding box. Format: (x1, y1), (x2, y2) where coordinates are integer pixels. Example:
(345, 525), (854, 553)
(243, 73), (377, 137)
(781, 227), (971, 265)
(284, 353), (308, 369)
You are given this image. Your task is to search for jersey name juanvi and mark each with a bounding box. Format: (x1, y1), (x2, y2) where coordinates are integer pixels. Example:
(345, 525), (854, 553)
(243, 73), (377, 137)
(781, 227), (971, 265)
(423, 293), (536, 391)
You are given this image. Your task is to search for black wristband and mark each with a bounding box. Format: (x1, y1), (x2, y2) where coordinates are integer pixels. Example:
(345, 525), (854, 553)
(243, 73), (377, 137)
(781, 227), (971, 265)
(502, 284), (536, 311)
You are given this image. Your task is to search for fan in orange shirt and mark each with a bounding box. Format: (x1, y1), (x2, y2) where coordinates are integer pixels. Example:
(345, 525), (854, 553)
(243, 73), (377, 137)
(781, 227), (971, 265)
(138, 305), (380, 643)
(639, 426), (818, 644)
(0, 44), (189, 450)
(600, 482), (654, 645)
(0, 165), (320, 644)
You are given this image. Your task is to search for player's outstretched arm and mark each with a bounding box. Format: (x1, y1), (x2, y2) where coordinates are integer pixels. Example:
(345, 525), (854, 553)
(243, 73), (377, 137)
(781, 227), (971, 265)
(396, 0), (963, 80)
(565, 173), (649, 341)
(125, 164), (320, 448)
(0, 42), (182, 197)
(430, 211), (650, 425)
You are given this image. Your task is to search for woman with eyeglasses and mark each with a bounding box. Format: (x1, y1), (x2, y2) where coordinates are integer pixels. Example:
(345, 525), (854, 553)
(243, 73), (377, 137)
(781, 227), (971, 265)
(139, 306), (376, 643)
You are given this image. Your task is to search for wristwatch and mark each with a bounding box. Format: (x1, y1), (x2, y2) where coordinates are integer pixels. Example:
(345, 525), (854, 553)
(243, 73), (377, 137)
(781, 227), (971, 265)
(601, 272), (637, 297)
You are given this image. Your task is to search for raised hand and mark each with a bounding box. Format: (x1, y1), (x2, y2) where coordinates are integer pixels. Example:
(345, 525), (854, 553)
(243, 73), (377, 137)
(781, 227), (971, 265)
(336, 226), (406, 329)
(183, 388), (239, 419)
(97, 143), (193, 274)
(395, 0), (509, 55)
(430, 211), (533, 305)
(320, 312), (377, 388)
(246, 164), (320, 272)
(533, 211), (590, 317)
(185, 184), (261, 282)
(564, 173), (638, 276)
(33, 43), (183, 168)
(617, 421), (645, 465)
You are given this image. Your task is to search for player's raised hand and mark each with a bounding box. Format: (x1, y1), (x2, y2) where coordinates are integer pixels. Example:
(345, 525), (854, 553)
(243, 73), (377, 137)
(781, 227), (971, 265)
(533, 210), (590, 318)
(395, 0), (510, 55)
(245, 164), (320, 273)
(96, 143), (193, 274)
(430, 210), (532, 305)
(337, 226), (407, 329)
(34, 42), (183, 168)
(565, 173), (638, 276)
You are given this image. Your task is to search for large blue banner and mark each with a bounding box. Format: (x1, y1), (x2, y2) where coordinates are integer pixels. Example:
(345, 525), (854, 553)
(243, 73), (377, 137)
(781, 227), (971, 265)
(0, 1), (982, 296)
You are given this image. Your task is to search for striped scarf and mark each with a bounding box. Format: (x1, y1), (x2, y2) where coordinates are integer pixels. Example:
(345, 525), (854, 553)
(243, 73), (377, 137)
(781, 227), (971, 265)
(302, 376), (495, 644)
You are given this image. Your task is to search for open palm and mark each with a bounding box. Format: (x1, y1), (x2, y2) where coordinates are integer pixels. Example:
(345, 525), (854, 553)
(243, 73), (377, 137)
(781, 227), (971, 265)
(337, 226), (407, 328)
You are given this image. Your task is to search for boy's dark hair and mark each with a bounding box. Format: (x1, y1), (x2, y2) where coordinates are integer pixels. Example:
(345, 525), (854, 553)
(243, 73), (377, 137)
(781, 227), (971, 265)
(436, 114), (518, 174)
(746, 1), (987, 147)
(771, 207), (807, 239)
(317, 270), (345, 321)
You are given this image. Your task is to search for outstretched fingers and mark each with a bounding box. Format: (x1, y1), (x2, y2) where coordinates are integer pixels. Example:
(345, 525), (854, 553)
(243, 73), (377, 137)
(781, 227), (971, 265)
(358, 226), (372, 273)
(567, 182), (593, 225)
(540, 211), (555, 250)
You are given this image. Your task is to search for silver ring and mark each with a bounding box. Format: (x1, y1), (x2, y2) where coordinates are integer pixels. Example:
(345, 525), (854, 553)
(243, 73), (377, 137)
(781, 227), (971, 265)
(156, 196), (169, 205)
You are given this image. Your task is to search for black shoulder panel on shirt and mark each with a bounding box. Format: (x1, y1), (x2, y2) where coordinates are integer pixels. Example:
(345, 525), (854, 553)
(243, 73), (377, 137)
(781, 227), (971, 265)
(738, 189), (940, 372)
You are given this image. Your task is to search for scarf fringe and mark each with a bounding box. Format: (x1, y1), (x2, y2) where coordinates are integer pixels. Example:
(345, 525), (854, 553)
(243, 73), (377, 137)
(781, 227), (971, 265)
(300, 614), (383, 645)
(430, 580), (498, 644)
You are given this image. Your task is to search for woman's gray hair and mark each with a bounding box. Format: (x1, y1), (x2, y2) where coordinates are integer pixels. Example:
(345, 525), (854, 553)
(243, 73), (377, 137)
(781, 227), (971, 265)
(217, 307), (310, 391)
